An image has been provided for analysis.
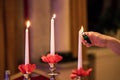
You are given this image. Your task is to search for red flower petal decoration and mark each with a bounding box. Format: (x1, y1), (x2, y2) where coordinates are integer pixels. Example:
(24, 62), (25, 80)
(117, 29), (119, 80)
(18, 64), (36, 74)
(41, 54), (63, 64)
(70, 68), (92, 79)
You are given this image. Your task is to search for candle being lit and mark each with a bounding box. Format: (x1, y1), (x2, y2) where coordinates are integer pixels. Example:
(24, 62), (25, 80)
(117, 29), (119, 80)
(25, 20), (31, 65)
(78, 26), (84, 69)
(50, 14), (56, 55)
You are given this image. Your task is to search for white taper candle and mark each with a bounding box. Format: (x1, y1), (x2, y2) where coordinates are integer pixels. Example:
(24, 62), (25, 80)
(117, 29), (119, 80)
(50, 14), (56, 55)
(25, 20), (30, 64)
(78, 26), (84, 69)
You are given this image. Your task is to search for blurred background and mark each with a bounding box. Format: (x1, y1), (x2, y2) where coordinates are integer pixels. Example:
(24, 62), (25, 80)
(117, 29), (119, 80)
(0, 0), (120, 80)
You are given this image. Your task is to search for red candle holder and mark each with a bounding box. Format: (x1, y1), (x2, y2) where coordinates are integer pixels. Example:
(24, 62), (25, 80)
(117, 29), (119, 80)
(70, 68), (92, 80)
(41, 53), (63, 80)
(18, 64), (36, 80)
(41, 54), (63, 64)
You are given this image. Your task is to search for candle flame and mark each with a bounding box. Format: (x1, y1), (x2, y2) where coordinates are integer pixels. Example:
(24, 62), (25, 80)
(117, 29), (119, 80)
(81, 26), (84, 32)
(52, 14), (56, 19)
(26, 20), (31, 28)
(79, 26), (84, 34)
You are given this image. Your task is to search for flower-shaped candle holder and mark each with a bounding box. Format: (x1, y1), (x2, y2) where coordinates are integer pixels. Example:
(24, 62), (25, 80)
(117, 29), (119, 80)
(41, 54), (63, 80)
(70, 68), (92, 80)
(18, 64), (36, 80)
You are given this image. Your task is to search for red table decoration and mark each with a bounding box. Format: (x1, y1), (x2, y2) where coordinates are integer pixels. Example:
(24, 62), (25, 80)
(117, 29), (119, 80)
(18, 64), (36, 74)
(70, 68), (92, 79)
(41, 54), (63, 80)
(41, 54), (63, 64)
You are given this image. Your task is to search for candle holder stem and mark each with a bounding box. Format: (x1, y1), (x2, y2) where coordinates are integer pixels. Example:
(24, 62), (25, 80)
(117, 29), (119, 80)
(76, 76), (85, 80)
(48, 64), (59, 80)
(23, 74), (30, 80)
(76, 76), (81, 80)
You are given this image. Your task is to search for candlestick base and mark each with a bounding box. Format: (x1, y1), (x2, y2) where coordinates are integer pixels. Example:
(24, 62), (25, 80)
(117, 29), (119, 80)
(48, 64), (59, 80)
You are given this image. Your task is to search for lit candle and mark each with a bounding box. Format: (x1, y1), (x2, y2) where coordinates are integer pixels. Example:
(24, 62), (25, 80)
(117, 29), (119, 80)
(50, 14), (56, 55)
(25, 20), (30, 64)
(78, 26), (84, 69)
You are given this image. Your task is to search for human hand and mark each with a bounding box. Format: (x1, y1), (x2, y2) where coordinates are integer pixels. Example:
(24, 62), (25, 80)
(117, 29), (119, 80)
(82, 31), (107, 47)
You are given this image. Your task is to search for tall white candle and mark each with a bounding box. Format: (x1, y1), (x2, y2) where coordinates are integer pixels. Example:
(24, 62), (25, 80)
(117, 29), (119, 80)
(25, 20), (30, 64)
(78, 26), (84, 69)
(50, 14), (56, 55)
